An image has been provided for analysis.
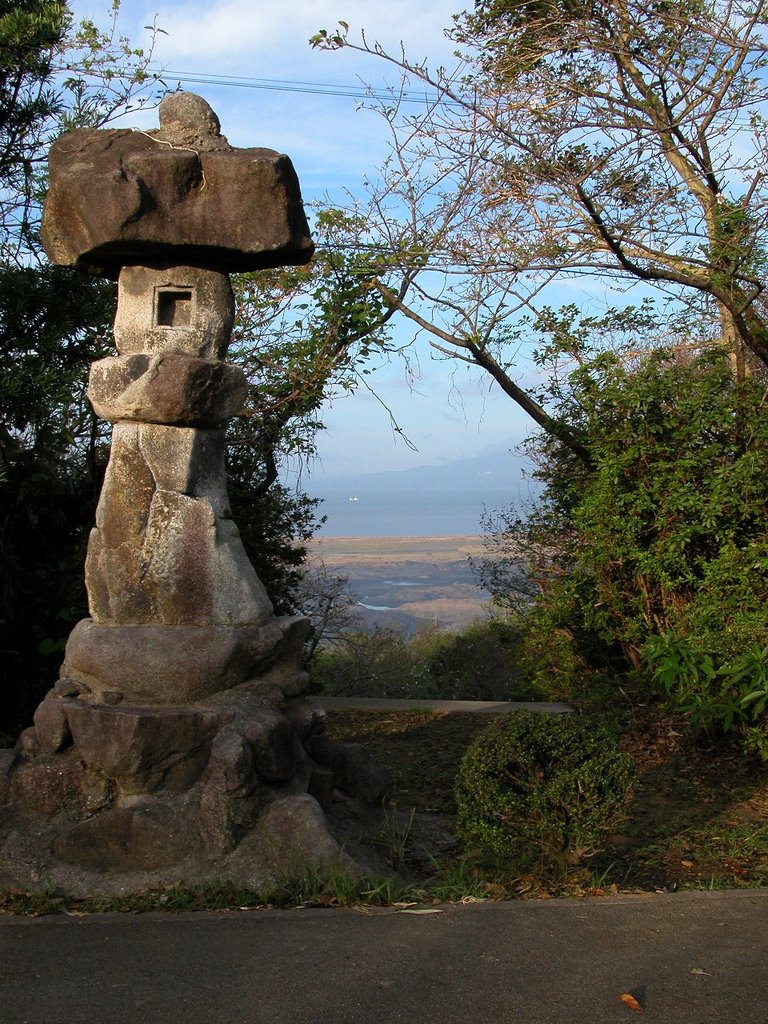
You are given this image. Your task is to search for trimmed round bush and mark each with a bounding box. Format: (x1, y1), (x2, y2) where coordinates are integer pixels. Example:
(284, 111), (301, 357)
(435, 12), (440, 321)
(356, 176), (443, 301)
(456, 711), (635, 871)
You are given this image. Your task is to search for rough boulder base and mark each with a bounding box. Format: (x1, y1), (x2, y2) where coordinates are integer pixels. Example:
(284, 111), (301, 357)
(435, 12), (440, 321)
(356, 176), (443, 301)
(0, 691), (391, 897)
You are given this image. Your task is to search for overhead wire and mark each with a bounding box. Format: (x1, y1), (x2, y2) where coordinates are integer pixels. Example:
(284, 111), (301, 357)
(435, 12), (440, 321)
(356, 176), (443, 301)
(138, 67), (453, 106)
(75, 66), (761, 275)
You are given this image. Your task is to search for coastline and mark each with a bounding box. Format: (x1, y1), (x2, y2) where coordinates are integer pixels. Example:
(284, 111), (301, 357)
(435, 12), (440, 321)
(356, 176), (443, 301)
(306, 536), (490, 633)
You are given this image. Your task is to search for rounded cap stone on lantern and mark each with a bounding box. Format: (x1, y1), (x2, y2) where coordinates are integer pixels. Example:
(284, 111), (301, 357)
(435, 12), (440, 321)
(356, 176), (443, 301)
(156, 92), (226, 149)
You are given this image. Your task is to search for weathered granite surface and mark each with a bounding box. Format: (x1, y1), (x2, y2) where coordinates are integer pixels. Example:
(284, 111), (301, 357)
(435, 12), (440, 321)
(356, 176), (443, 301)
(0, 93), (389, 894)
(61, 617), (311, 704)
(112, 265), (235, 359)
(88, 352), (248, 426)
(41, 96), (313, 276)
(81, 422), (273, 631)
(0, 688), (391, 896)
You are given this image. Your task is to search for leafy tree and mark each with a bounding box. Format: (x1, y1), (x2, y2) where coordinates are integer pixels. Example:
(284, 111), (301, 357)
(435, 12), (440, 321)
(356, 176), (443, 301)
(0, 1), (159, 261)
(313, 1), (768, 448)
(310, 5), (768, 756)
(0, 273), (112, 740)
(0, 2), (161, 736)
(229, 210), (397, 496)
(0, 0), (67, 259)
(456, 710), (634, 873)
(475, 344), (768, 750)
(294, 559), (360, 660)
(226, 209), (398, 614)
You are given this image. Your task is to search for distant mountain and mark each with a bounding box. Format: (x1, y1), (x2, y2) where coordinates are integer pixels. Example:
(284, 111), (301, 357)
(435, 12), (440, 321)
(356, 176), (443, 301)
(311, 448), (538, 498)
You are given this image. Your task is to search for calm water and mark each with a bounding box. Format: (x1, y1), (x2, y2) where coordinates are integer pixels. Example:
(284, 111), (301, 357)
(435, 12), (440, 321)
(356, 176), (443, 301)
(313, 488), (522, 537)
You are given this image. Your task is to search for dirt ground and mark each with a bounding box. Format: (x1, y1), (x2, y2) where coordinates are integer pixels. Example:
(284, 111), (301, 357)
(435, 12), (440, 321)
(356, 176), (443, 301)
(325, 707), (768, 892)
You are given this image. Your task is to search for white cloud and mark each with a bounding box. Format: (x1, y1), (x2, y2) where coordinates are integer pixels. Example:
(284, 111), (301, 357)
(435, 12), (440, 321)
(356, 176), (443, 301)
(123, 0), (460, 70)
(72, 0), (463, 196)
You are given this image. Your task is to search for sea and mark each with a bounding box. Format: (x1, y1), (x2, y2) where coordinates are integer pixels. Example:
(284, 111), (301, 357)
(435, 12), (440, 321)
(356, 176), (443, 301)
(312, 487), (524, 537)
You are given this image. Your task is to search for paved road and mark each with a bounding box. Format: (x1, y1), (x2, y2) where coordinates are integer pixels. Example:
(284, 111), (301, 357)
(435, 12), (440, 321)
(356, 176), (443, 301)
(2, 890), (766, 1024)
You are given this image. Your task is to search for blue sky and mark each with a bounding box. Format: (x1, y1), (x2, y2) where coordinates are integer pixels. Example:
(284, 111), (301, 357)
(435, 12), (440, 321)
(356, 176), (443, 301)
(68, 0), (538, 478)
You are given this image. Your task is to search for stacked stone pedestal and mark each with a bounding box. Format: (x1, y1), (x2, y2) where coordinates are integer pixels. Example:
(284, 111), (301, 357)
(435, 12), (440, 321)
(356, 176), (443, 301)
(0, 93), (389, 893)
(0, 685), (389, 896)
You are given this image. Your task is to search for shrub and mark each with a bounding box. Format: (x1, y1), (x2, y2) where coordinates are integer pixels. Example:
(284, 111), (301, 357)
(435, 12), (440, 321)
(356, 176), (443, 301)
(310, 618), (538, 701)
(412, 618), (540, 701)
(455, 711), (635, 874)
(478, 348), (768, 726)
(309, 626), (417, 697)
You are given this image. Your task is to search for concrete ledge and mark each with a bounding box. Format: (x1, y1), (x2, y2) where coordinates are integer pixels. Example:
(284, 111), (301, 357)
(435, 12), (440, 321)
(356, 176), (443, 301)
(313, 697), (572, 715)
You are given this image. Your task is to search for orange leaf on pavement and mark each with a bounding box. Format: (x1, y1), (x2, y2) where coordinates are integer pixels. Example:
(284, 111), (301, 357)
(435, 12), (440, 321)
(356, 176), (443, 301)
(620, 993), (643, 1011)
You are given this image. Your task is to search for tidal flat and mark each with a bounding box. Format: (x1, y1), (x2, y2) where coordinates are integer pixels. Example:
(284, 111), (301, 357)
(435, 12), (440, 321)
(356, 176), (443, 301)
(307, 536), (491, 633)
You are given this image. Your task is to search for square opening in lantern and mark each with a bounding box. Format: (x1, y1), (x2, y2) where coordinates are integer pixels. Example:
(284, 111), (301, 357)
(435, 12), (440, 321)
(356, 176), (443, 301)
(155, 288), (194, 328)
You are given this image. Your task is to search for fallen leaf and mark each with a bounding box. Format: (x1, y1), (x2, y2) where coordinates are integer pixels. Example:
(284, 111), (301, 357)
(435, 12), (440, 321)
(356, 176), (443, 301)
(691, 967), (711, 976)
(620, 993), (643, 1011)
(681, 859), (694, 868)
(399, 907), (443, 915)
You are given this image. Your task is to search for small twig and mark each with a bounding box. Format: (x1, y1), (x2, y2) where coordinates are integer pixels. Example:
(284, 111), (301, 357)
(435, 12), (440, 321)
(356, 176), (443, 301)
(130, 128), (207, 190)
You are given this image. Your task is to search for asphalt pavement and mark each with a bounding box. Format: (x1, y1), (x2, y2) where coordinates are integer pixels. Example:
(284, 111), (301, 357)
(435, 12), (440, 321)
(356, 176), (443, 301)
(1, 890), (766, 1024)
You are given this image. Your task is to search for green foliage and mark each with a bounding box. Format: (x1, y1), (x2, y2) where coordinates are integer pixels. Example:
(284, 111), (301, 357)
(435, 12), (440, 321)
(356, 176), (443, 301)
(224, 209), (396, 615)
(0, 264), (115, 450)
(453, 0), (768, 361)
(644, 634), (768, 760)
(481, 346), (768, 724)
(230, 208), (395, 473)
(0, 0), (68, 256)
(0, 264), (114, 735)
(0, 1), (160, 260)
(565, 353), (768, 662)
(310, 618), (540, 701)
(412, 618), (532, 701)
(455, 711), (635, 874)
(310, 625), (415, 698)
(0, 3), (163, 736)
(0, 870), (416, 915)
(312, 0), (768, 457)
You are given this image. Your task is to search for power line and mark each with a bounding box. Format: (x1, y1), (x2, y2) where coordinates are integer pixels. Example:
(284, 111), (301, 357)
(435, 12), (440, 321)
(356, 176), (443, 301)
(71, 64), (761, 126)
(150, 68), (450, 106)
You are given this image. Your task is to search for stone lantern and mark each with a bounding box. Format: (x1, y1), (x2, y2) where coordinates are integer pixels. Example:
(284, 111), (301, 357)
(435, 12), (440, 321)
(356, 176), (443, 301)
(40, 91), (314, 705)
(0, 95), (387, 895)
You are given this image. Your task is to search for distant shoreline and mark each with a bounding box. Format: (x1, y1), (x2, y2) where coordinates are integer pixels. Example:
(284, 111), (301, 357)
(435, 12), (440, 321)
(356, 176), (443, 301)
(311, 535), (483, 542)
(308, 535), (486, 566)
(306, 535), (490, 631)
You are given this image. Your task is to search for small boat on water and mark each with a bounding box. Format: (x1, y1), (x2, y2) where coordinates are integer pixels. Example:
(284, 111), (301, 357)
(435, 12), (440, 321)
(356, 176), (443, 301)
(348, 496), (359, 502)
